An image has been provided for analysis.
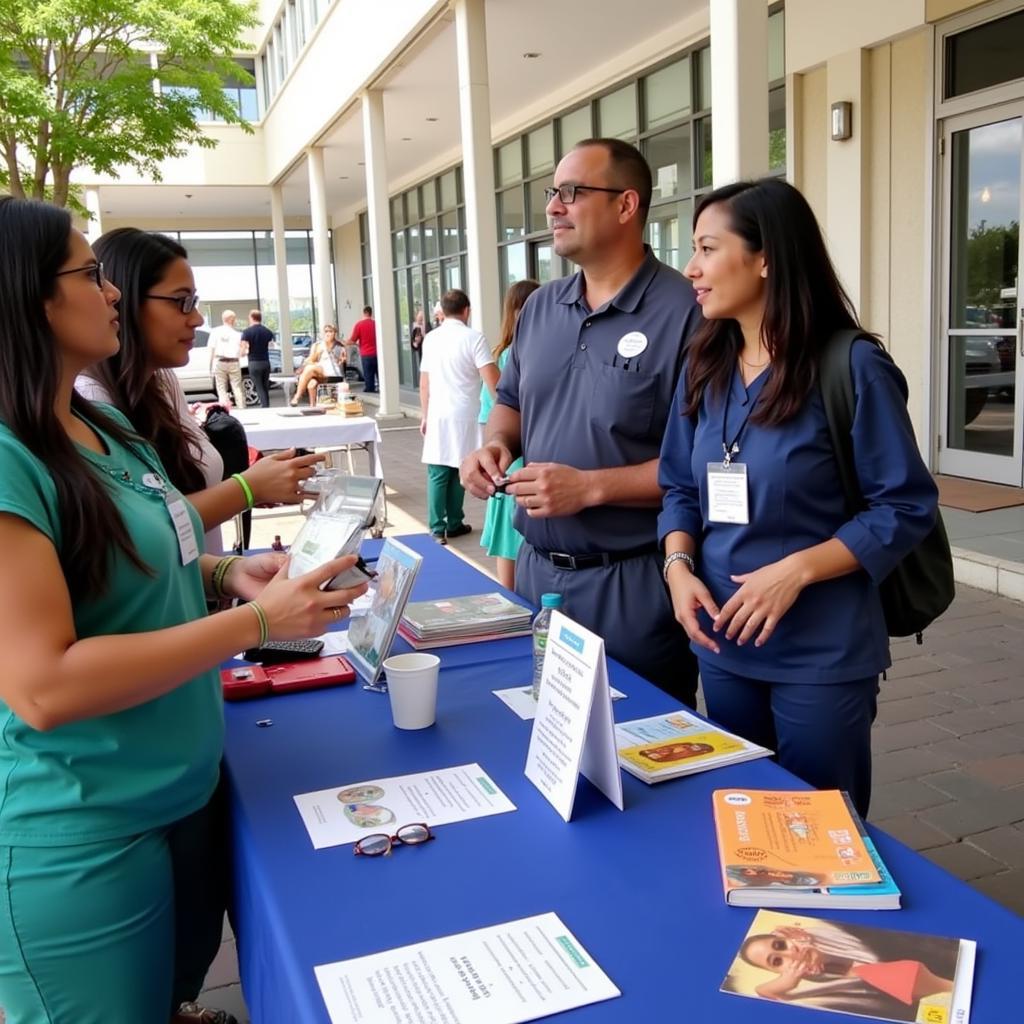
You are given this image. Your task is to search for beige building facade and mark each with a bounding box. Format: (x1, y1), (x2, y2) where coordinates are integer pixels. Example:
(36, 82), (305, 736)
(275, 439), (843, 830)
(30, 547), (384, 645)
(82, 0), (1024, 486)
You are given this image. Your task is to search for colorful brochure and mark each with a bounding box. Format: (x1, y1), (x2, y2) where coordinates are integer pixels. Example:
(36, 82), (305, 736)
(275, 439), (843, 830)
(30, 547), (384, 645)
(721, 909), (975, 1023)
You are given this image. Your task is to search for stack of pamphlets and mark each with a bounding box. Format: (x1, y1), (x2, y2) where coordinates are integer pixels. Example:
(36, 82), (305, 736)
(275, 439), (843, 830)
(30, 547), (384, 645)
(712, 789), (902, 910)
(614, 708), (772, 784)
(721, 909), (974, 1023)
(398, 592), (532, 649)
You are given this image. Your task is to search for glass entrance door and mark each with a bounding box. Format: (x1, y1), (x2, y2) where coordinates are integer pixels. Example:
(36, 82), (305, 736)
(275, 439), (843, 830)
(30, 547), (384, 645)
(939, 104), (1024, 484)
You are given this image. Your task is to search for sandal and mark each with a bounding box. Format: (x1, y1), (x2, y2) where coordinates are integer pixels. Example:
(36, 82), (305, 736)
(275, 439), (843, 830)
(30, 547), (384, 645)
(173, 1002), (239, 1024)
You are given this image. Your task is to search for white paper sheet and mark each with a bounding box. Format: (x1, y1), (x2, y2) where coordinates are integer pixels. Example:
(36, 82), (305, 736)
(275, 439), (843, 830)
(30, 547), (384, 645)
(294, 763), (516, 850)
(493, 684), (627, 720)
(314, 912), (620, 1024)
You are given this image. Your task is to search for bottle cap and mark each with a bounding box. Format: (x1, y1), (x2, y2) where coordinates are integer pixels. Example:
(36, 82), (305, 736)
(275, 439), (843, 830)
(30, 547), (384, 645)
(540, 593), (562, 608)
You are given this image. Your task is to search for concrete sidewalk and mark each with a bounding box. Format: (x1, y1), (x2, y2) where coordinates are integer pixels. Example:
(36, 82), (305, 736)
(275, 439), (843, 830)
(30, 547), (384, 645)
(201, 411), (1024, 1021)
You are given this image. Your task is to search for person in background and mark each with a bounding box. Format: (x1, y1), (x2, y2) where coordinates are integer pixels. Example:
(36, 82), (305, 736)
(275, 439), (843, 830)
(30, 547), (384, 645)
(478, 280), (539, 588)
(461, 138), (701, 708)
(79, 228), (323, 556)
(0, 196), (368, 1024)
(658, 179), (938, 817)
(291, 324), (347, 406)
(348, 305), (378, 394)
(420, 289), (499, 540)
(207, 309), (246, 409)
(410, 307), (426, 375)
(241, 308), (274, 408)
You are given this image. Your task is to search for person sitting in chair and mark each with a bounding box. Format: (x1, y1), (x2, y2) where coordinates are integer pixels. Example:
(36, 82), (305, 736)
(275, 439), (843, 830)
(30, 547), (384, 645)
(292, 325), (347, 406)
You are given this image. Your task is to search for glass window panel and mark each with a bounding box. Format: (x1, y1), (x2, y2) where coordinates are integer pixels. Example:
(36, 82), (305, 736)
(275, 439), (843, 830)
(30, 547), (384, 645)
(440, 210), (460, 256)
(696, 47), (712, 111)
(558, 106), (592, 155)
(498, 186), (525, 242)
(425, 264), (442, 330)
(598, 83), (637, 140)
(527, 124), (555, 175)
(501, 243), (528, 294)
(945, 10), (1024, 99)
(498, 140), (522, 187)
(421, 180), (436, 217)
(443, 257), (462, 292)
(390, 195), (405, 227)
(644, 123), (692, 201)
(405, 188), (420, 223)
(409, 268), (424, 384)
(239, 88), (259, 120)
(644, 58), (690, 131)
(768, 10), (785, 82)
(392, 229), (406, 267)
(769, 86), (786, 172)
(696, 116), (713, 187)
(528, 178), (550, 234)
(422, 219), (438, 261)
(394, 270), (413, 387)
(407, 224), (421, 264)
(645, 199), (692, 270)
(440, 170), (458, 209)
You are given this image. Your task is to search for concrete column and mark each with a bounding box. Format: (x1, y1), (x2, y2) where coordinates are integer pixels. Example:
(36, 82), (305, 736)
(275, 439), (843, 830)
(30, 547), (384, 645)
(84, 188), (102, 242)
(825, 49), (870, 314)
(306, 146), (336, 337)
(270, 184), (293, 370)
(710, 0), (769, 186)
(454, 0), (500, 346)
(361, 88), (402, 420)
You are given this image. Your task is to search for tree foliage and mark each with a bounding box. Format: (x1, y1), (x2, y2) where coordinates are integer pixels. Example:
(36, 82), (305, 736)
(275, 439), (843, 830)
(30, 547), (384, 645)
(0, 0), (259, 209)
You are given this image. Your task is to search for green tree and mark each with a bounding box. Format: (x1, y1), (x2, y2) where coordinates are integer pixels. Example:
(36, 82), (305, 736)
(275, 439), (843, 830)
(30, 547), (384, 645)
(0, 0), (258, 209)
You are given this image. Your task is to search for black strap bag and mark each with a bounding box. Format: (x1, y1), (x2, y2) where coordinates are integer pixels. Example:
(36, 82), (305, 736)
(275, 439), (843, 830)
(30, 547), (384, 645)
(818, 329), (955, 643)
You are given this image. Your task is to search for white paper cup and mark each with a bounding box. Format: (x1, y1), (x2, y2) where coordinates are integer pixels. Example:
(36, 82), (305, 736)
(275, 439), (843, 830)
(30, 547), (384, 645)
(383, 653), (441, 730)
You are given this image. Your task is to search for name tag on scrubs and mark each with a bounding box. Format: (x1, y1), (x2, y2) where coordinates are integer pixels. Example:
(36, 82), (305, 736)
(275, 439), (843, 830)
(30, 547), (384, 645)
(166, 489), (199, 565)
(707, 463), (749, 524)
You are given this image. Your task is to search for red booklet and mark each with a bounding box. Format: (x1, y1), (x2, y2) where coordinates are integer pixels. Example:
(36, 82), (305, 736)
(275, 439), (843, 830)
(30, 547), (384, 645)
(220, 657), (356, 700)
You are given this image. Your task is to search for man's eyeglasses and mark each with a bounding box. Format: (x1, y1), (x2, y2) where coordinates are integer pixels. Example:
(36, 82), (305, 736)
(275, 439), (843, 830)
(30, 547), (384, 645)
(353, 822), (434, 857)
(55, 262), (105, 289)
(543, 184), (627, 205)
(145, 292), (201, 314)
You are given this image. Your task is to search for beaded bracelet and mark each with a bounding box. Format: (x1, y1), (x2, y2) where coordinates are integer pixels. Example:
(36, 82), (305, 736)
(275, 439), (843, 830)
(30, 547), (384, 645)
(248, 601), (270, 647)
(211, 555), (243, 600)
(231, 472), (255, 510)
(662, 550), (696, 582)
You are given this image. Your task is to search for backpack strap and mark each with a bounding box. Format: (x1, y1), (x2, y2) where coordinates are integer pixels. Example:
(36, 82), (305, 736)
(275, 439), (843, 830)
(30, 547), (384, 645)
(819, 329), (877, 517)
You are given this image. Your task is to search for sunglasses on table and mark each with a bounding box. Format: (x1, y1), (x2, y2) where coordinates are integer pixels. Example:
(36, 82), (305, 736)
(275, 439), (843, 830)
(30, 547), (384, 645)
(353, 823), (435, 857)
(144, 291), (202, 314)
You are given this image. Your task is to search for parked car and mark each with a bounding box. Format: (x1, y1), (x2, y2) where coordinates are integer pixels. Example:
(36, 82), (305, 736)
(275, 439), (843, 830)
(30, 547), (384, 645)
(963, 336), (1003, 425)
(172, 327), (264, 406)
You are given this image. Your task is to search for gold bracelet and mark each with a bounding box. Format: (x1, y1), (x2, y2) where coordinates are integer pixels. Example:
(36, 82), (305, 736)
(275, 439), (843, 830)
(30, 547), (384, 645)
(248, 601), (269, 647)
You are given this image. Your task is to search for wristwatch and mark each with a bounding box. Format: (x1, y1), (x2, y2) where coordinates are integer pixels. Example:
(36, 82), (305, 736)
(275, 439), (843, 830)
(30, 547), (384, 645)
(662, 551), (695, 581)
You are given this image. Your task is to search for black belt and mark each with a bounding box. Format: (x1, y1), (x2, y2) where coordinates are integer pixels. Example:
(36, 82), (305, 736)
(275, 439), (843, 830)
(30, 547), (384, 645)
(532, 542), (658, 571)
(217, 357), (239, 362)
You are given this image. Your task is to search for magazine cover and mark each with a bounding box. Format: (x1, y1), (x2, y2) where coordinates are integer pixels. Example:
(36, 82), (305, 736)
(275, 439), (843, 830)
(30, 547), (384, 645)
(721, 910), (976, 1024)
(347, 538), (422, 685)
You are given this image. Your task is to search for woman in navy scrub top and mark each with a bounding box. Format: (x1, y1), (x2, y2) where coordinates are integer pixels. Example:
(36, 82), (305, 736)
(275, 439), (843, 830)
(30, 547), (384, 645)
(658, 180), (938, 817)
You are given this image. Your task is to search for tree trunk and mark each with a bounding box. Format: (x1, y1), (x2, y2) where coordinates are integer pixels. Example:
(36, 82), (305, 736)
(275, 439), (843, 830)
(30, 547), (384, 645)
(51, 165), (71, 208)
(2, 142), (25, 197)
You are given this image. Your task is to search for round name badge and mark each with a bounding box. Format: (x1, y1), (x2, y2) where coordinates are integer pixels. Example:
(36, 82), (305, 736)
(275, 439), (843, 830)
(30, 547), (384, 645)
(617, 332), (648, 359)
(141, 473), (166, 491)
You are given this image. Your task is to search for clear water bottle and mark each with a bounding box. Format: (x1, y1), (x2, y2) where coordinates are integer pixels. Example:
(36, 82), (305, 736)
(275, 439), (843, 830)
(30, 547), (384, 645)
(531, 593), (563, 700)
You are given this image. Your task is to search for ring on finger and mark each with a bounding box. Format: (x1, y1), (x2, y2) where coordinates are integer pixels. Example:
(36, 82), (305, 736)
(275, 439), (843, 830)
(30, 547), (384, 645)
(331, 606), (343, 621)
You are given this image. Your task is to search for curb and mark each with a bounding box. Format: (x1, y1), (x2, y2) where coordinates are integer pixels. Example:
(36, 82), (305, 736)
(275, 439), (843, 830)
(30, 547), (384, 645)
(952, 546), (1024, 602)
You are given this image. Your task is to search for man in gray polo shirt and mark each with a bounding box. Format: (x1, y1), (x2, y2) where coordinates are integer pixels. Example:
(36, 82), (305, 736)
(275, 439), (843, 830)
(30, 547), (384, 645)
(462, 138), (700, 706)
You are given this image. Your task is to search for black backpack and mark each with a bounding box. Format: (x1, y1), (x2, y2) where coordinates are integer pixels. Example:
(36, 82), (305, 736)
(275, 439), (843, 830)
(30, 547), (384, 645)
(199, 405), (253, 551)
(818, 329), (955, 643)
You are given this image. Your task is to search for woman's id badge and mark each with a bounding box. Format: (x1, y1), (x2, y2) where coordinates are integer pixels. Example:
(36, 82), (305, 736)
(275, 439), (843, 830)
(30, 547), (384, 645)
(707, 462), (749, 524)
(165, 488), (199, 565)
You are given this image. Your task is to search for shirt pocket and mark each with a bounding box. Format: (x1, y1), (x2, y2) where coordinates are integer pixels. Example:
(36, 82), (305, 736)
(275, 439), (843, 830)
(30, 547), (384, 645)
(591, 361), (659, 441)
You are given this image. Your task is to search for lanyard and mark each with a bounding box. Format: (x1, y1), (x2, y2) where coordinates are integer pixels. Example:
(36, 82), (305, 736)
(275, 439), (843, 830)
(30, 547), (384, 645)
(720, 376), (762, 467)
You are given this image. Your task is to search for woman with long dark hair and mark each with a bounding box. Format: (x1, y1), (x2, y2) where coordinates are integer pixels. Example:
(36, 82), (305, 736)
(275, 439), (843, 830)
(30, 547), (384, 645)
(478, 279), (540, 588)
(78, 227), (322, 555)
(0, 198), (366, 1023)
(658, 179), (938, 816)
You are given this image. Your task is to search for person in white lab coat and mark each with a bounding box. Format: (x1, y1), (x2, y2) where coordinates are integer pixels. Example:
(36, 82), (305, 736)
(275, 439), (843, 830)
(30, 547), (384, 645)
(419, 289), (499, 539)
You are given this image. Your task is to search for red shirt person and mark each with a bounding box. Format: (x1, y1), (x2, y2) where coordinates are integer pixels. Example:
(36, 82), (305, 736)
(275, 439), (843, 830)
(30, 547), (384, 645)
(347, 306), (378, 394)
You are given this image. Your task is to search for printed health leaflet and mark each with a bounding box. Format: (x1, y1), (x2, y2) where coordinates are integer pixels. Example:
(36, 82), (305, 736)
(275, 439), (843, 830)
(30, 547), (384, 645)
(294, 763), (516, 850)
(314, 912), (620, 1024)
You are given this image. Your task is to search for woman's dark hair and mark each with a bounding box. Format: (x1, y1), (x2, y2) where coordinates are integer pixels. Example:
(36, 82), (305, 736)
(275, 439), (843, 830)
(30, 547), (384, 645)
(86, 228), (206, 493)
(0, 197), (149, 598)
(683, 178), (861, 426)
(494, 279), (540, 360)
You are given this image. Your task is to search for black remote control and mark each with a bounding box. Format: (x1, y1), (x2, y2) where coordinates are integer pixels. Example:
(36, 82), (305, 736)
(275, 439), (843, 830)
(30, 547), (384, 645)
(243, 638), (324, 664)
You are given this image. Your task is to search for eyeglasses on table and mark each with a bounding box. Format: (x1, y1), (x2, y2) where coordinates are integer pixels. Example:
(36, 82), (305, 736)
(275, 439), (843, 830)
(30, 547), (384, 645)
(353, 822), (435, 857)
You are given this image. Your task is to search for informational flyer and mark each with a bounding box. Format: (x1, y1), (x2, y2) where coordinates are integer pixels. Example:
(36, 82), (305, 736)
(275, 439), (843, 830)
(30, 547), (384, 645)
(524, 612), (623, 821)
(493, 684), (627, 721)
(314, 912), (621, 1024)
(294, 763), (516, 850)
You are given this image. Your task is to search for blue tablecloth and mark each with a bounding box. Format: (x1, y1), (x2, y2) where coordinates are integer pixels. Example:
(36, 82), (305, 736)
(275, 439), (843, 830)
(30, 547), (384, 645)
(224, 534), (1021, 1023)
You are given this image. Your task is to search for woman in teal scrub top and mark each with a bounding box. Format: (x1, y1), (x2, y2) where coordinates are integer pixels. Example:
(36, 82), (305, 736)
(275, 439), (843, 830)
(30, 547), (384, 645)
(0, 198), (368, 1023)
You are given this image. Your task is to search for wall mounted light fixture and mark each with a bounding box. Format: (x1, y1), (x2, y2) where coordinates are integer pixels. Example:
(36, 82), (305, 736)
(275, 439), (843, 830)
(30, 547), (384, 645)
(831, 101), (852, 141)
